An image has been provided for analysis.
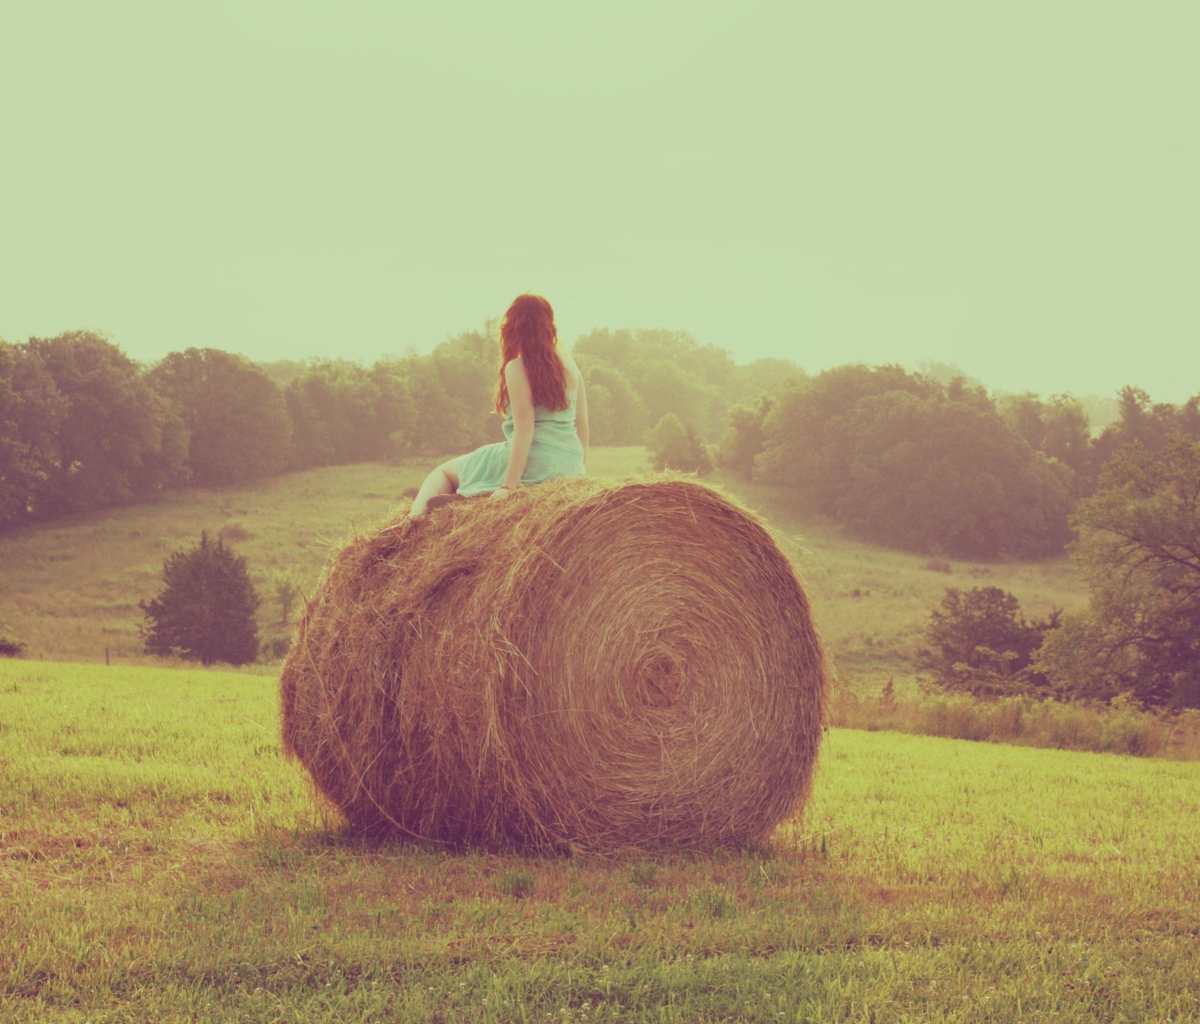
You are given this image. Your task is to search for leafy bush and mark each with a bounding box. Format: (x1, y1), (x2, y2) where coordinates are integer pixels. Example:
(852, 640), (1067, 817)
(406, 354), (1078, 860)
(831, 687), (1200, 760)
(0, 636), (25, 658)
(644, 413), (714, 475)
(140, 532), (260, 666)
(922, 587), (1059, 697)
(270, 571), (302, 627)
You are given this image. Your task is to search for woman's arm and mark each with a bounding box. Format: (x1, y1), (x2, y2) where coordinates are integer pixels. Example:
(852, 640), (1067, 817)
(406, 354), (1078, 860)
(574, 368), (590, 464)
(499, 358), (535, 491)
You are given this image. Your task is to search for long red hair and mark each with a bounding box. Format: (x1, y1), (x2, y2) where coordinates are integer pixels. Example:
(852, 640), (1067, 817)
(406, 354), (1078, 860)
(495, 294), (569, 414)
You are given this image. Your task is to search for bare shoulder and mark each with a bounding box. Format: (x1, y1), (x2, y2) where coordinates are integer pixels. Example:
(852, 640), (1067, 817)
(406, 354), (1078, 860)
(504, 357), (533, 405)
(561, 352), (582, 390)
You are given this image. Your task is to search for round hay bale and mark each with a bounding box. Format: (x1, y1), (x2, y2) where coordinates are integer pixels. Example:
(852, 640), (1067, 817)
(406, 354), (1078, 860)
(280, 477), (828, 852)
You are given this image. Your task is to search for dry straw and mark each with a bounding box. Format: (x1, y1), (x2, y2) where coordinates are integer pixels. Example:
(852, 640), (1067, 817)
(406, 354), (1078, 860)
(280, 477), (828, 853)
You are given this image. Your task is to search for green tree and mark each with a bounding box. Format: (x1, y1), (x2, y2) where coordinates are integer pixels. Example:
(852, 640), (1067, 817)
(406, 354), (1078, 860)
(270, 570), (302, 627)
(635, 359), (724, 439)
(573, 358), (648, 445)
(645, 413), (714, 475)
(574, 328), (730, 440)
(755, 364), (941, 511)
(922, 587), (1058, 697)
(755, 367), (1073, 558)
(1081, 386), (1200, 495)
(999, 392), (1091, 484)
(140, 532), (260, 666)
(370, 359), (418, 460)
(148, 348), (292, 485)
(1037, 436), (1200, 708)
(286, 359), (385, 468)
(0, 341), (66, 525)
(24, 332), (186, 517)
(727, 357), (806, 407)
(256, 358), (309, 388)
(434, 332), (499, 447)
(396, 330), (501, 456)
(718, 395), (774, 480)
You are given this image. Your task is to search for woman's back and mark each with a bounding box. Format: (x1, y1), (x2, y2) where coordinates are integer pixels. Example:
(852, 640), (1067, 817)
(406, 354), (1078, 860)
(502, 357), (581, 447)
(408, 294), (588, 513)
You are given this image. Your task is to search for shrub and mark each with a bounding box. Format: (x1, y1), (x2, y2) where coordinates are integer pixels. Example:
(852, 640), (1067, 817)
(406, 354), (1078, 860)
(829, 687), (1200, 760)
(644, 413), (714, 475)
(270, 571), (302, 627)
(0, 636), (25, 658)
(140, 532), (260, 666)
(922, 587), (1059, 697)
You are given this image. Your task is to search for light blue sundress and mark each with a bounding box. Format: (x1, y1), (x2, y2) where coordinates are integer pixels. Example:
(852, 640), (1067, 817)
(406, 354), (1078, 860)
(454, 388), (585, 497)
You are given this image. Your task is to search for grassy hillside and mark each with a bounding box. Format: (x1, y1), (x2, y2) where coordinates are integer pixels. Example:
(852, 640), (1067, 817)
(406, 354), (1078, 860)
(3, 660), (1199, 1022)
(0, 448), (1088, 696)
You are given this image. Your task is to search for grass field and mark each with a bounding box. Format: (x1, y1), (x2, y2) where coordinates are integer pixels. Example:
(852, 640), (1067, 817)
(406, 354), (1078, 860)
(4, 660), (1199, 1022)
(0, 448), (1089, 699)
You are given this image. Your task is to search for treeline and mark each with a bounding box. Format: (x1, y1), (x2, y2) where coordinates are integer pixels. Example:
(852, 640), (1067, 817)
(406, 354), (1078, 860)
(5, 327), (1196, 567)
(0, 329), (495, 527)
(719, 366), (1200, 558)
(571, 328), (805, 444)
(0, 326), (797, 529)
(918, 426), (1200, 712)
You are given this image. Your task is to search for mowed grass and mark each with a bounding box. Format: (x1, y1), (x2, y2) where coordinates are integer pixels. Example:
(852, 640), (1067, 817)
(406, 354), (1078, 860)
(3, 661), (1199, 1023)
(0, 447), (1087, 697)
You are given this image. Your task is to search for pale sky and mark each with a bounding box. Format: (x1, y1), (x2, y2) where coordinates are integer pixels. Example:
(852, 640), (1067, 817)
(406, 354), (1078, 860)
(2, 1), (1198, 401)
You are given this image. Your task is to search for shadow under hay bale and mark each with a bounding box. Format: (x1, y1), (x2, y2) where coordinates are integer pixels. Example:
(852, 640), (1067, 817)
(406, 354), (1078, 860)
(280, 477), (829, 853)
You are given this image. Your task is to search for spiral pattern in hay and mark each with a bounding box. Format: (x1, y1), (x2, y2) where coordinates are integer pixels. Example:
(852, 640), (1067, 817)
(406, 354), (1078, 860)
(280, 477), (828, 852)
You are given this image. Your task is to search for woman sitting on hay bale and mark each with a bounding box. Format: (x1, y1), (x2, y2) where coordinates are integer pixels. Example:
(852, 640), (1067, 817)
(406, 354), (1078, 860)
(410, 293), (590, 516)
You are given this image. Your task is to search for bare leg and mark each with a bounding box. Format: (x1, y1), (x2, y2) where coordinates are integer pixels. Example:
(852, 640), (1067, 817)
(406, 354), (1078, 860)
(409, 459), (461, 517)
